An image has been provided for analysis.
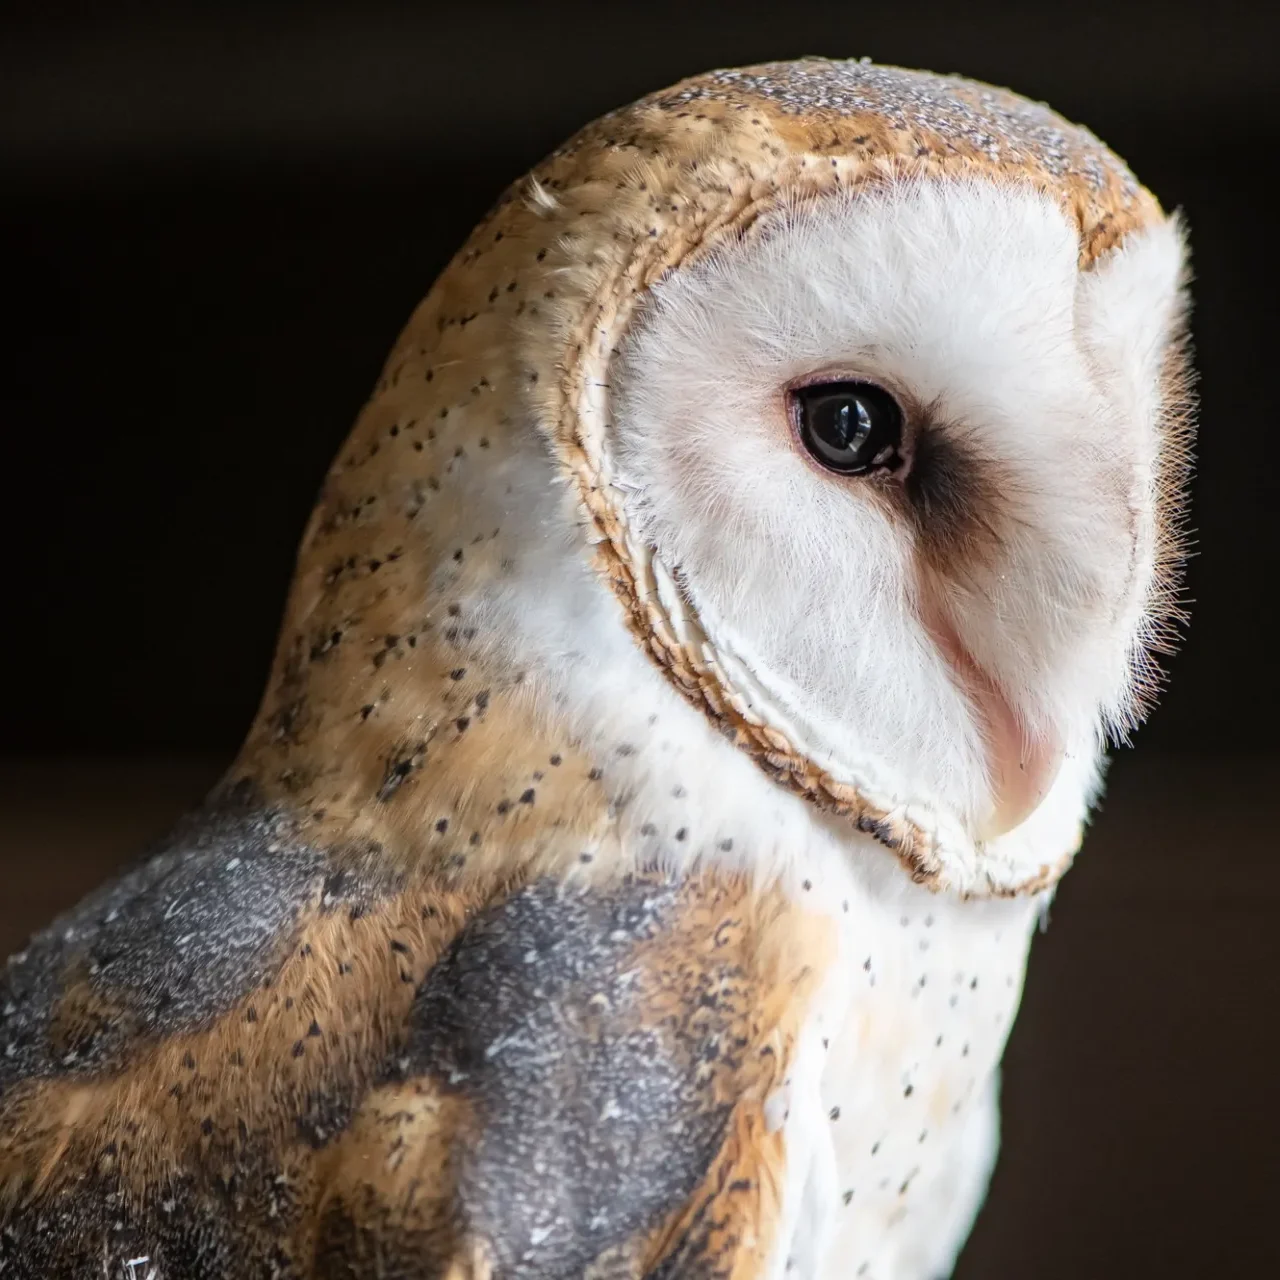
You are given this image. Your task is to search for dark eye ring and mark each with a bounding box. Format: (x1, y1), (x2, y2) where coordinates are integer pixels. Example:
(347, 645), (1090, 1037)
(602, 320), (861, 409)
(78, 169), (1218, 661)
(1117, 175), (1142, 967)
(790, 380), (905, 476)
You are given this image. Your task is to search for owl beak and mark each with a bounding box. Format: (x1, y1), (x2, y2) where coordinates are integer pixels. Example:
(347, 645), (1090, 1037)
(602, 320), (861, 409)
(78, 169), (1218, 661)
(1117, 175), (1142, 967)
(970, 671), (1065, 841)
(919, 593), (1064, 840)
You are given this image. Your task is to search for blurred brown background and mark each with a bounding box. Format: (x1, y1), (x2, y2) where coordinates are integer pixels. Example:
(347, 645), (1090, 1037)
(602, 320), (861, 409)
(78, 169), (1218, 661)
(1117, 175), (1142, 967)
(2, 2), (1278, 1275)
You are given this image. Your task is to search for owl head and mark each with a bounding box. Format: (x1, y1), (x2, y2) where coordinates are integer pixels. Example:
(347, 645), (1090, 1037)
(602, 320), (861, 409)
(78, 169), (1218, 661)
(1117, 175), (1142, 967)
(525, 61), (1192, 890)
(246, 60), (1193, 898)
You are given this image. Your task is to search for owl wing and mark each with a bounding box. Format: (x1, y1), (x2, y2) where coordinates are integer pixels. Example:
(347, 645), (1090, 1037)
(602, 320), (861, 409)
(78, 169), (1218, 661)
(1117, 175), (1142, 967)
(312, 872), (831, 1279)
(0, 814), (830, 1280)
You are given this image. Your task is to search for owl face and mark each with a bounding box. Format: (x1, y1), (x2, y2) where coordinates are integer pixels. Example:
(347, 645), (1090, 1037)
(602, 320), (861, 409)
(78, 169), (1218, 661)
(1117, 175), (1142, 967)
(609, 177), (1190, 840)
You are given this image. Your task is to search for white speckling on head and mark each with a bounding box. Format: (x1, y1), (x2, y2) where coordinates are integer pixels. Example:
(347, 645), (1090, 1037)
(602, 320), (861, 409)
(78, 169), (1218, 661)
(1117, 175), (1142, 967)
(663, 60), (1134, 195)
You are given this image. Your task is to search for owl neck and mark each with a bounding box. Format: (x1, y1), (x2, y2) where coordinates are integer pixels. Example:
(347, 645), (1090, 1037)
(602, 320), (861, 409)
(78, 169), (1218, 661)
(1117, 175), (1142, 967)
(222, 334), (810, 890)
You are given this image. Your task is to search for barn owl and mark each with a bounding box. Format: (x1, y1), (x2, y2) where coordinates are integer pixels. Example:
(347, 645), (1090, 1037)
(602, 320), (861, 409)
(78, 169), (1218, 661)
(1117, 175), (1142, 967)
(0, 58), (1191, 1280)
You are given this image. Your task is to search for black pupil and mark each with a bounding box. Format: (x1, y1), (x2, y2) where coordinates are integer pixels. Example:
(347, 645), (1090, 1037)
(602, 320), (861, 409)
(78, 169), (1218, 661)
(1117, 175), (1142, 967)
(794, 381), (903, 475)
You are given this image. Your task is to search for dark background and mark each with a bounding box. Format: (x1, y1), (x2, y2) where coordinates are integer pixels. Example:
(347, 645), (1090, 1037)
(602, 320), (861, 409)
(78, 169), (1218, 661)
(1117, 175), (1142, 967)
(2, 2), (1277, 1275)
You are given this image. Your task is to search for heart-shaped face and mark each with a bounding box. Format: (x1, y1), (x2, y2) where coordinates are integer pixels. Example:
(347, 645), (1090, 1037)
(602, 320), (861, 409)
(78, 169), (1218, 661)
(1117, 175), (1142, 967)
(606, 178), (1190, 859)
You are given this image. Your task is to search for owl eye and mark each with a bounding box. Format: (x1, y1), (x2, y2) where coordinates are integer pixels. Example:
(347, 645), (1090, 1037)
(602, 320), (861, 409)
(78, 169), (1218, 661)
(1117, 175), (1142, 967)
(792, 381), (904, 476)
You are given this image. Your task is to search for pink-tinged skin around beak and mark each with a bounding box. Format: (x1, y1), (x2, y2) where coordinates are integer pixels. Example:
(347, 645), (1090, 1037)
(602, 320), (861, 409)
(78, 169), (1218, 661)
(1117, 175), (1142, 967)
(920, 593), (1065, 841)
